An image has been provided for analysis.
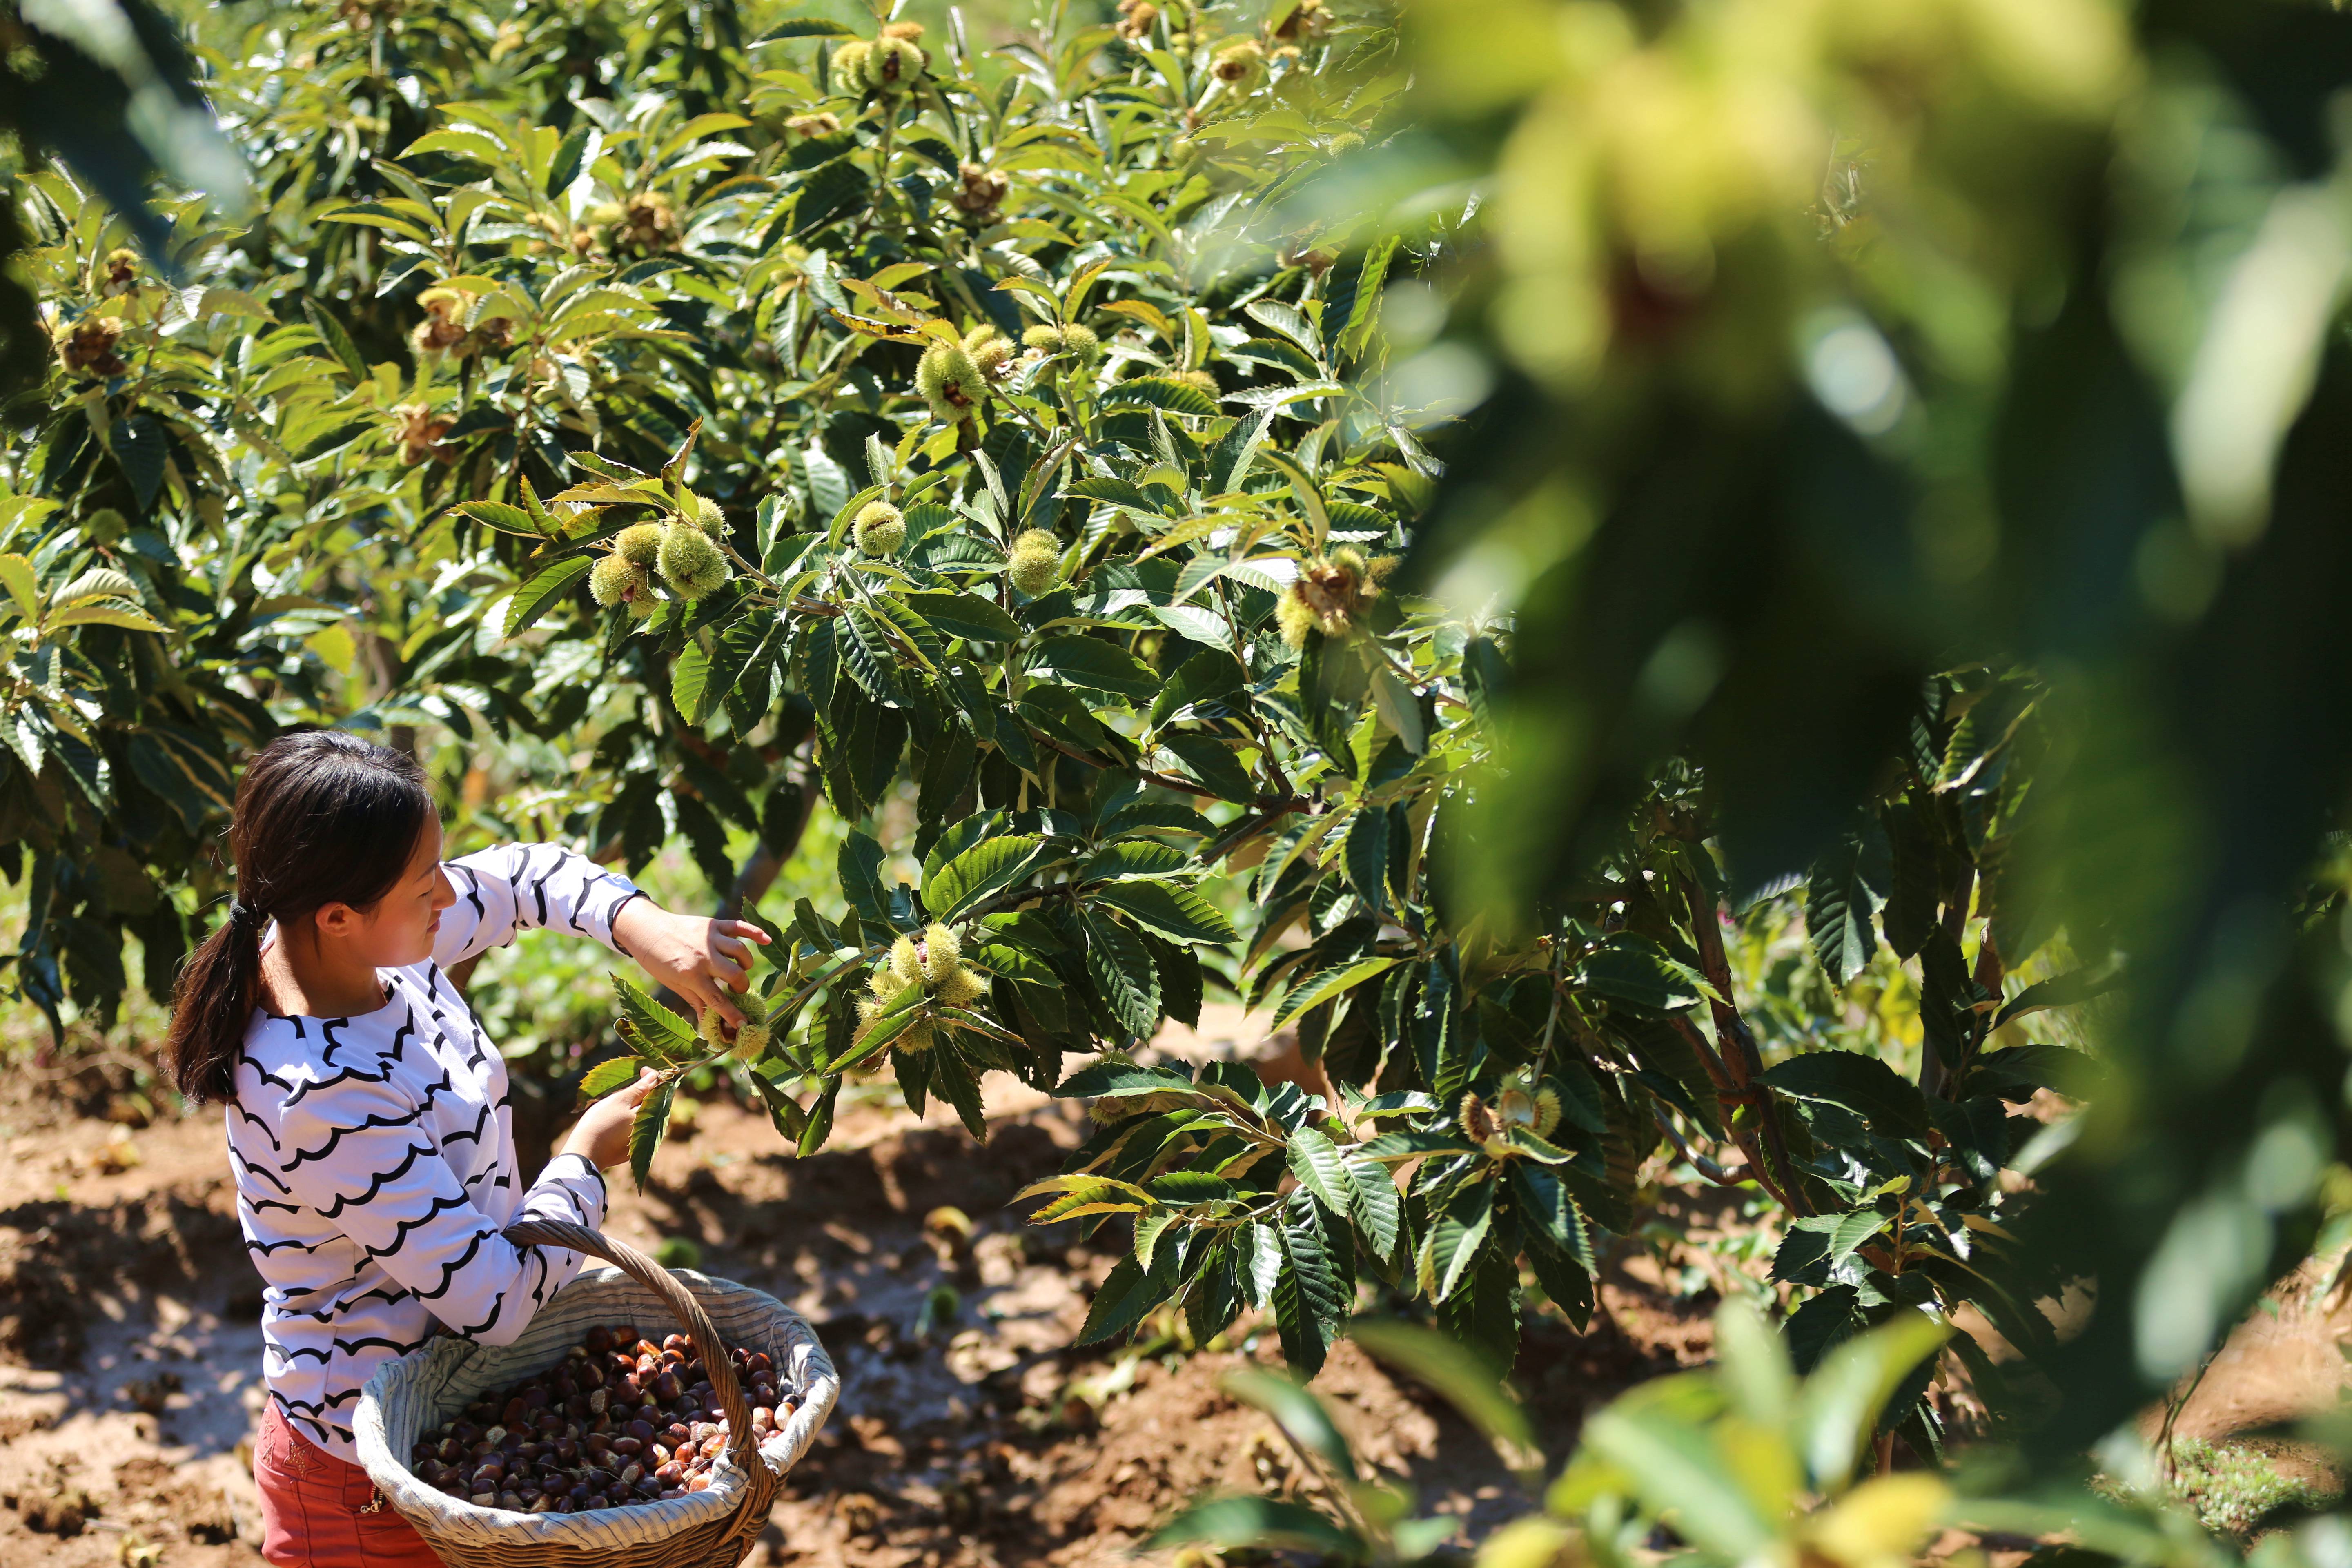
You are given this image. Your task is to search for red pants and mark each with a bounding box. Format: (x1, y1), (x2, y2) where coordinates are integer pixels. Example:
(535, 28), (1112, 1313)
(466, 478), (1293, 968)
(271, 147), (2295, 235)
(254, 1402), (443, 1567)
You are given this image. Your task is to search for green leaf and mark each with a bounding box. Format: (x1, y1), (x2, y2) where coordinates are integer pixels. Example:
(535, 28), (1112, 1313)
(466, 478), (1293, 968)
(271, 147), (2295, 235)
(1079, 908), (1162, 1038)
(1271, 1194), (1344, 1374)
(1991, 966), (2126, 1028)
(1102, 376), (1221, 416)
(1019, 1172), (1156, 1222)
(1077, 1254), (1173, 1345)
(613, 974), (698, 1061)
(46, 604), (166, 633)
(799, 1077), (841, 1156)
(1790, 1313), (1949, 1491)
(1968, 1042), (2107, 1100)
(1054, 1060), (1211, 1103)
(1220, 1369), (1358, 1480)
(672, 616), (764, 726)
(302, 298), (369, 381)
(629, 1078), (675, 1195)
(1286, 1127), (1353, 1214)
(1347, 1156), (1402, 1260)
(1349, 1317), (1535, 1455)
(838, 830), (890, 926)
(1581, 938), (1706, 1016)
(1806, 836), (1880, 988)
(546, 124), (596, 196)
(1065, 476), (1158, 511)
(1343, 806), (1390, 911)
(1147, 1497), (1365, 1562)
(504, 556), (593, 638)
(1582, 1397), (1777, 1563)
(1147, 649), (1247, 728)
(1761, 1051), (1931, 1144)
(0, 555), (38, 623)
(903, 590), (1022, 643)
(1272, 956), (1401, 1032)
(837, 981), (926, 1068)
(1031, 635), (1160, 698)
(1159, 732), (1257, 802)
(923, 834), (1044, 923)
(1417, 1178), (1492, 1303)
(1826, 1206), (1888, 1266)
(841, 606), (905, 701)
(754, 16), (860, 40)
(1086, 880), (1238, 945)
(455, 501), (536, 534)
(1079, 841), (1188, 880)
(1510, 1163), (1596, 1274)
(578, 1058), (641, 1100)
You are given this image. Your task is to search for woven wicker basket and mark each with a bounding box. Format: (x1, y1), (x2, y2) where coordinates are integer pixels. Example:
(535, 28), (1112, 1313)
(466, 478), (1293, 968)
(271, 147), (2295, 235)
(354, 1218), (837, 1568)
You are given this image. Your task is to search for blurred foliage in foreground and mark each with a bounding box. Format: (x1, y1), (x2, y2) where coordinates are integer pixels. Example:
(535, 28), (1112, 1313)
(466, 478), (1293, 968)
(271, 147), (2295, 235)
(14, 0), (2352, 1563)
(1370, 0), (2352, 1464)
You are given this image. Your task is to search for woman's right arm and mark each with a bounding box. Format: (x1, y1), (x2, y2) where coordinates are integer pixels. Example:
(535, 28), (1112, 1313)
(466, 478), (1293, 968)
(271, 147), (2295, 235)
(270, 1078), (607, 1344)
(433, 843), (644, 970)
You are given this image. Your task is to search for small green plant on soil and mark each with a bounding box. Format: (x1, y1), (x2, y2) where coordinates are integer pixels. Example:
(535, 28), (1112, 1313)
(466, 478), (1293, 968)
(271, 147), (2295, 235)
(2163, 1440), (2333, 1540)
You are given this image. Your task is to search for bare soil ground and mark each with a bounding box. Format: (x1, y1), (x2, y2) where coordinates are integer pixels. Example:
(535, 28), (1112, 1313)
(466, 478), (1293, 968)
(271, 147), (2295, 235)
(0, 1009), (1722, 1567)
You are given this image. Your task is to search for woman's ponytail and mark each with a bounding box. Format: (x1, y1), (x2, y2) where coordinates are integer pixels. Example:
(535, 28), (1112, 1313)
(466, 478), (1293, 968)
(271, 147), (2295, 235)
(163, 733), (434, 1104)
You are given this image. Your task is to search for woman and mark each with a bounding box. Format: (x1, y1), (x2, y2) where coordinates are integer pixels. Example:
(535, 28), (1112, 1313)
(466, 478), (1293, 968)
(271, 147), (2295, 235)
(165, 731), (767, 1566)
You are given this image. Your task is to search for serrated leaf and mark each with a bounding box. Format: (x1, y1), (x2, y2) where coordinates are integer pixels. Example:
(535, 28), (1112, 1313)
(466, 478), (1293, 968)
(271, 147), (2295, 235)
(1807, 837), (1880, 988)
(1087, 880), (1238, 945)
(1347, 1156), (1402, 1259)
(838, 829), (890, 925)
(578, 1057), (641, 1100)
(904, 590), (1022, 643)
(1078, 1254), (1176, 1346)
(755, 16), (860, 40)
(1079, 841), (1188, 880)
(504, 556), (593, 638)
(1272, 1193), (1343, 1374)
(1147, 649), (1247, 728)
(1030, 634), (1159, 698)
(1273, 956), (1401, 1032)
(924, 833), (1043, 923)
(613, 974), (699, 1061)
(546, 125), (597, 195)
(1079, 908), (1162, 1038)
(629, 1079), (675, 1194)
(1102, 376), (1220, 416)
(303, 298), (368, 381)
(1286, 1126), (1352, 1214)
(836, 981), (926, 1069)
(1417, 1178), (1492, 1302)
(1581, 938), (1707, 1016)
(1761, 1051), (1930, 1144)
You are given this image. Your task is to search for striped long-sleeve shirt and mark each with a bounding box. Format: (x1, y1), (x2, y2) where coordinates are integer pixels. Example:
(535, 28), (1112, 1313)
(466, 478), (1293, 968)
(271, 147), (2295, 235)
(227, 842), (646, 1461)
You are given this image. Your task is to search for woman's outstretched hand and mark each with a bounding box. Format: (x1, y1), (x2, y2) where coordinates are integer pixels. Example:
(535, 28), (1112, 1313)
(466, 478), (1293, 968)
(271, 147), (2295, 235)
(610, 902), (771, 1028)
(565, 1068), (660, 1169)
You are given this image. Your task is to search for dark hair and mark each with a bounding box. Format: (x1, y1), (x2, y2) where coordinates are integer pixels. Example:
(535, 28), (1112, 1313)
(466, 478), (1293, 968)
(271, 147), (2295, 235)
(165, 731), (436, 1103)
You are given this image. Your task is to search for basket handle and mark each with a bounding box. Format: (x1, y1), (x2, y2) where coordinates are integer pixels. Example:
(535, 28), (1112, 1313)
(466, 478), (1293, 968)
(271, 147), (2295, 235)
(501, 1217), (762, 1472)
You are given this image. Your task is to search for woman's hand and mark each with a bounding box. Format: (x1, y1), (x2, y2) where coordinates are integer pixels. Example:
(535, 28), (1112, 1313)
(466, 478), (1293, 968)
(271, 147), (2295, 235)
(564, 1068), (660, 1169)
(611, 902), (771, 1028)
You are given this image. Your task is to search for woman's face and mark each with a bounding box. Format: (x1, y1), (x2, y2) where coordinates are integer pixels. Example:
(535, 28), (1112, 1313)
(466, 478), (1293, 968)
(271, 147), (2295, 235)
(330, 816), (455, 970)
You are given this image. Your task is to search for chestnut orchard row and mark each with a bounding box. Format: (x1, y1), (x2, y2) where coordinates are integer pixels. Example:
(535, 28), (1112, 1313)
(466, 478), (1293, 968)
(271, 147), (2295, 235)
(17, 0), (2352, 1563)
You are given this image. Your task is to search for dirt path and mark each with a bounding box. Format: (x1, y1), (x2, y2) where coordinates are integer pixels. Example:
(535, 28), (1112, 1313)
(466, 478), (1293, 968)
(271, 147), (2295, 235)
(0, 1019), (1719, 1566)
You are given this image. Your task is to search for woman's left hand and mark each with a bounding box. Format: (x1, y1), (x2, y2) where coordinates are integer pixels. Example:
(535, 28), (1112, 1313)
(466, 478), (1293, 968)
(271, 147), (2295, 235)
(611, 903), (770, 1028)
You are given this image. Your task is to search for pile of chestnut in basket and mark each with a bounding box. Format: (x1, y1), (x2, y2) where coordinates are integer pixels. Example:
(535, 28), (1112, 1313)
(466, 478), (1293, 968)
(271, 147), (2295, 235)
(409, 1324), (795, 1513)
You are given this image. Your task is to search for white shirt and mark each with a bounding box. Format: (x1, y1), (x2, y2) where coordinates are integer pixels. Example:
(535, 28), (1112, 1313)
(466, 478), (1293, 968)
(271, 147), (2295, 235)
(227, 842), (644, 1462)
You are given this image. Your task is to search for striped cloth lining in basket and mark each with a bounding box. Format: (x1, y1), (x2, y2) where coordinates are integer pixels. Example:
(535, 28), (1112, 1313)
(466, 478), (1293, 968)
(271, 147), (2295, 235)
(354, 1266), (837, 1552)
